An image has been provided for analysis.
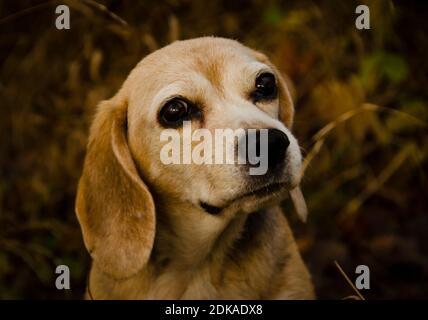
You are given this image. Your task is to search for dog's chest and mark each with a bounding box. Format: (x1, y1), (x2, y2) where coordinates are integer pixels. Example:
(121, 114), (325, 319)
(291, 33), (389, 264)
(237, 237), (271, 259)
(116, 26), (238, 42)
(144, 209), (286, 299)
(146, 265), (262, 299)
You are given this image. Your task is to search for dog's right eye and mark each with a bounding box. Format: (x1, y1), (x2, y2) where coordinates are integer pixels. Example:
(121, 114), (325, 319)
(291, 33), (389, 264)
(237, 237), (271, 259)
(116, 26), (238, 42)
(159, 98), (190, 127)
(251, 72), (277, 102)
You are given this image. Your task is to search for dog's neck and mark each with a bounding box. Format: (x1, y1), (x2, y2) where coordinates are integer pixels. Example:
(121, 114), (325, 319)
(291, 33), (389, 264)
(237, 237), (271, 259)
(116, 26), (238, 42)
(151, 199), (251, 270)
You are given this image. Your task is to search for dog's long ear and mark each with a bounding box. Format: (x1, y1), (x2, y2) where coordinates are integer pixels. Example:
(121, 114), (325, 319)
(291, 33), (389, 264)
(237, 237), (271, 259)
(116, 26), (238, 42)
(275, 71), (295, 129)
(253, 51), (294, 128)
(276, 72), (308, 222)
(255, 51), (308, 222)
(76, 96), (155, 279)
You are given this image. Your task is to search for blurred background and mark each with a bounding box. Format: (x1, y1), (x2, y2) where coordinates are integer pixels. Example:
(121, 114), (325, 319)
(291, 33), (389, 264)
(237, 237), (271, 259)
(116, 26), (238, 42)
(0, 0), (427, 299)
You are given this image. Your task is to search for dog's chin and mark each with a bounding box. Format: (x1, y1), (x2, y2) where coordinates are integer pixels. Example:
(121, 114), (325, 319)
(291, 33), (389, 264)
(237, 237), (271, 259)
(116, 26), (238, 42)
(226, 185), (289, 215)
(200, 181), (293, 216)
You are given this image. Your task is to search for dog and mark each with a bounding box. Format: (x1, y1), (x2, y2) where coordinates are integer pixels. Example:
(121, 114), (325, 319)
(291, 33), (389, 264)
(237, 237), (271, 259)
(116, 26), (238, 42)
(75, 37), (315, 299)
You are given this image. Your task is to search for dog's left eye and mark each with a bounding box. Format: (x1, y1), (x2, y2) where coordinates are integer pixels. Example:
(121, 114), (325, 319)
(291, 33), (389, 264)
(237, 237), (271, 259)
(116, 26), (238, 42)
(159, 98), (199, 127)
(251, 72), (278, 102)
(160, 98), (188, 126)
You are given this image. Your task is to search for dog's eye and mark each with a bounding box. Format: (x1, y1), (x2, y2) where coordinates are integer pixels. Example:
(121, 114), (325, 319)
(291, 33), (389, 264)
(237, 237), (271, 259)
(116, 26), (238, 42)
(159, 98), (190, 127)
(251, 72), (277, 102)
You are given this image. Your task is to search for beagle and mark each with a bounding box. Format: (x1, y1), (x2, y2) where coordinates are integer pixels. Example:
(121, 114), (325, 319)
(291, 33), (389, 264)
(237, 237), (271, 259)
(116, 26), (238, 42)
(76, 37), (315, 299)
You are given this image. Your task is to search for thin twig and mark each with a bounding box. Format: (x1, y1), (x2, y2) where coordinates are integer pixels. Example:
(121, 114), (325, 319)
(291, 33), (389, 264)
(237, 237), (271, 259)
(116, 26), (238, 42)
(0, 0), (130, 28)
(79, 0), (129, 27)
(334, 260), (365, 300)
(338, 143), (413, 223)
(0, 0), (56, 25)
(302, 103), (427, 175)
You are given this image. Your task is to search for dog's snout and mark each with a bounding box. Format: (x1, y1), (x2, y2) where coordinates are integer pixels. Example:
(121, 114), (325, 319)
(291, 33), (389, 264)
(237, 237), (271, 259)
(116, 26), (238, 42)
(267, 128), (289, 170)
(239, 128), (290, 173)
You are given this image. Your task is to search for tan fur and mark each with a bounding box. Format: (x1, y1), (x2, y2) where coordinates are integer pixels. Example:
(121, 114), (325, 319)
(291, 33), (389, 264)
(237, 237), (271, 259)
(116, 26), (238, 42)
(76, 37), (315, 299)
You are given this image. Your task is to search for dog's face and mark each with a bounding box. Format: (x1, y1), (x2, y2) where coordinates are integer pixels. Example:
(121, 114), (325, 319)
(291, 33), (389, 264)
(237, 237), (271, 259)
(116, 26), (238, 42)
(76, 37), (303, 279)
(126, 38), (302, 214)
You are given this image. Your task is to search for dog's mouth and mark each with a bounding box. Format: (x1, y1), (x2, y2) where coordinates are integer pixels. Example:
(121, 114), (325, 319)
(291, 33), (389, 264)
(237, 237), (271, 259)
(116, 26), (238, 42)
(236, 182), (287, 200)
(200, 182), (288, 215)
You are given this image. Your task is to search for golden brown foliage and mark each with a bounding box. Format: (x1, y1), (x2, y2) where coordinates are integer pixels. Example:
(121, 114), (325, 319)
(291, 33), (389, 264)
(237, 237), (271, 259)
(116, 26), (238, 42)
(0, 0), (427, 298)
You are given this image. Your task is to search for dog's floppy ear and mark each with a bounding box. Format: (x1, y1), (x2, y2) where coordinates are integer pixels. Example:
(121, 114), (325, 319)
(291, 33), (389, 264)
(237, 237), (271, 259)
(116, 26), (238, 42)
(275, 71), (295, 129)
(277, 73), (309, 222)
(276, 72), (309, 222)
(76, 96), (155, 279)
(253, 51), (294, 128)
(255, 52), (308, 222)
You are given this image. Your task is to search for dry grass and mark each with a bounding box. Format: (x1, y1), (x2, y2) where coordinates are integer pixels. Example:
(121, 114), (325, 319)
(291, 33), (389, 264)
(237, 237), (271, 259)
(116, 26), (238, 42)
(0, 0), (427, 299)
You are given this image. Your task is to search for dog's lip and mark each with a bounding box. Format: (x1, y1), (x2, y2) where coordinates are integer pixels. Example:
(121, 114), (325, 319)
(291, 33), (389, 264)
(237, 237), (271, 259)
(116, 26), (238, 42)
(236, 181), (287, 200)
(200, 181), (288, 215)
(200, 201), (223, 215)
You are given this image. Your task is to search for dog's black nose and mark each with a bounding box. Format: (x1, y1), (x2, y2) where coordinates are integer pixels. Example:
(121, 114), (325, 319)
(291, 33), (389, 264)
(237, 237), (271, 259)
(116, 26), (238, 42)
(267, 128), (290, 170)
(239, 128), (290, 173)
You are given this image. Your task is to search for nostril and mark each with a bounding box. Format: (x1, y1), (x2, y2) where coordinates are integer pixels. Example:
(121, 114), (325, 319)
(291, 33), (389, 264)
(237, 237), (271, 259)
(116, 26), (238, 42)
(238, 128), (290, 171)
(267, 128), (289, 170)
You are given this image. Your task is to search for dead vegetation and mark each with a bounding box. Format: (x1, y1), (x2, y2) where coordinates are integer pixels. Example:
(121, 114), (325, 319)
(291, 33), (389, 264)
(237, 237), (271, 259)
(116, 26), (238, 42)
(0, 0), (427, 299)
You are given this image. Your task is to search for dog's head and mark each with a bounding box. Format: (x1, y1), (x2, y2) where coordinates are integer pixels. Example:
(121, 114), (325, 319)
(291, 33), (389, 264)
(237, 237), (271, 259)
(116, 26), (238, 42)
(76, 37), (304, 279)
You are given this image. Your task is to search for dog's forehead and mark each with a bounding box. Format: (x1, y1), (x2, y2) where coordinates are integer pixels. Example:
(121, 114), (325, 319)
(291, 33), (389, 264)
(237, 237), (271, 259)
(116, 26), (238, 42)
(156, 37), (258, 67)
(130, 38), (265, 89)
